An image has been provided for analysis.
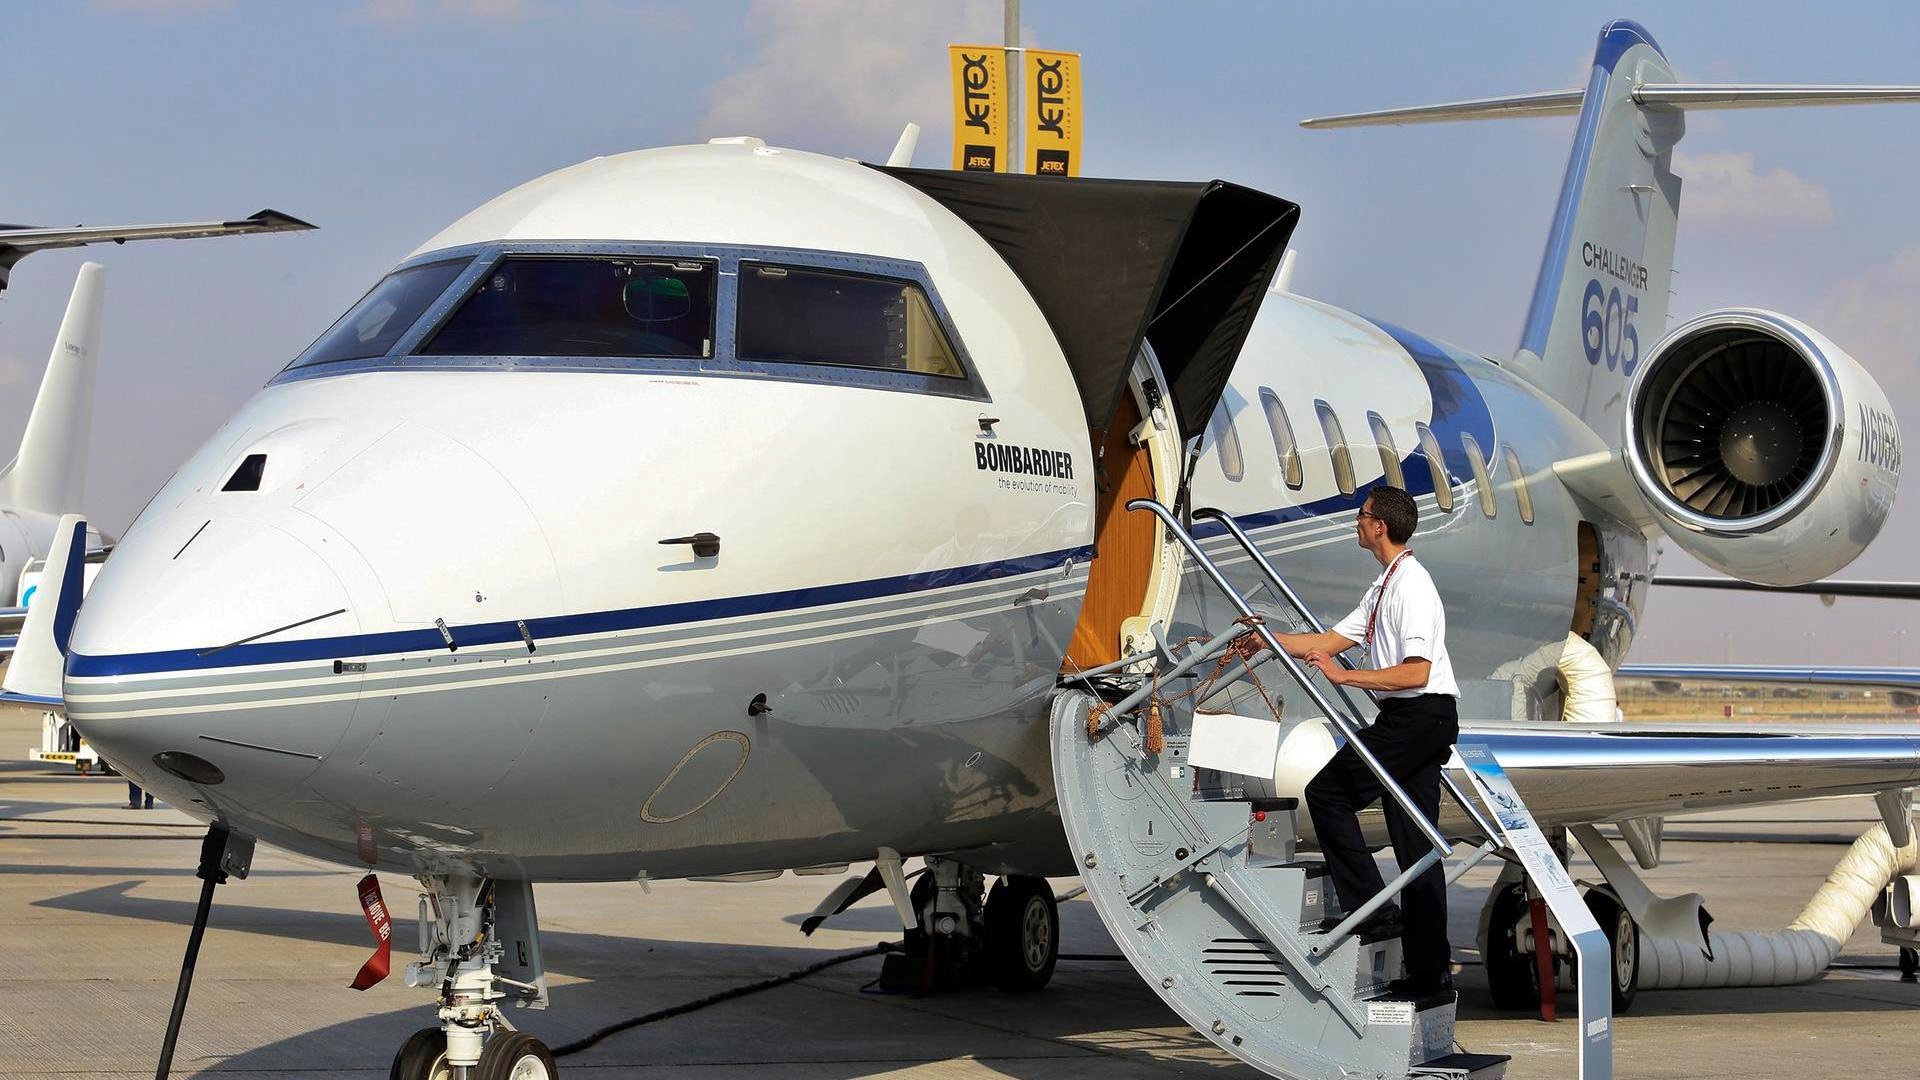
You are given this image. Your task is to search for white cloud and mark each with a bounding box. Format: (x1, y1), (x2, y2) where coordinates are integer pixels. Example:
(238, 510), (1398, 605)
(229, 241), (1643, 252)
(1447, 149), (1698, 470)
(355, 0), (538, 23)
(1671, 149), (1832, 230)
(699, 0), (1003, 160)
(0, 353), (34, 392)
(1812, 244), (1920, 400)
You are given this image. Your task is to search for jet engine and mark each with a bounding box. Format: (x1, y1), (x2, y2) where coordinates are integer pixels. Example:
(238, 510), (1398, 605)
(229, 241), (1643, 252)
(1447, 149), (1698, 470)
(1624, 309), (1900, 586)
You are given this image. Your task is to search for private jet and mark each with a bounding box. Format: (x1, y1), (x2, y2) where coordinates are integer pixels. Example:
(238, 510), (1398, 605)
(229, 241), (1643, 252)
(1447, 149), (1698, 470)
(17, 19), (1920, 1080)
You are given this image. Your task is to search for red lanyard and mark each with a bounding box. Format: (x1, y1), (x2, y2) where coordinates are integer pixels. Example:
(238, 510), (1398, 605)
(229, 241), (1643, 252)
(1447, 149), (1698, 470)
(1364, 550), (1413, 648)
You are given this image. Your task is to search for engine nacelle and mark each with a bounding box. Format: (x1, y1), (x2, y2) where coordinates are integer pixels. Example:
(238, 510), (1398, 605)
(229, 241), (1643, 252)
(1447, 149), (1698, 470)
(1624, 309), (1901, 585)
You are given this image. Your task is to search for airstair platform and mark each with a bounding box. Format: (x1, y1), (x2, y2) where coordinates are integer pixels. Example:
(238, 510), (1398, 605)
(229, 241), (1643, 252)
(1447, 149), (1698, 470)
(1048, 500), (1614, 1080)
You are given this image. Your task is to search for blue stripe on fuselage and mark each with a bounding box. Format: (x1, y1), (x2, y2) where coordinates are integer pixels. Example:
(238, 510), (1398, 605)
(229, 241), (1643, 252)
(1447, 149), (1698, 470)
(68, 544), (1096, 678)
(1195, 317), (1498, 539)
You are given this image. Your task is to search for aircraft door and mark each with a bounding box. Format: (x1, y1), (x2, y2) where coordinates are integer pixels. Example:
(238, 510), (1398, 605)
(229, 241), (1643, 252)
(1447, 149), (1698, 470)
(1063, 350), (1186, 671)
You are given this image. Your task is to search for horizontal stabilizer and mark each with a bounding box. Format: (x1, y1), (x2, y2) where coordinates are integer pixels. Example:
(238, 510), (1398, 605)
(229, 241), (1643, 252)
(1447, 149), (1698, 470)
(1300, 89), (1584, 128)
(1635, 83), (1920, 110)
(0, 209), (316, 252)
(0, 209), (316, 291)
(0, 514), (85, 708)
(1302, 83), (1920, 129)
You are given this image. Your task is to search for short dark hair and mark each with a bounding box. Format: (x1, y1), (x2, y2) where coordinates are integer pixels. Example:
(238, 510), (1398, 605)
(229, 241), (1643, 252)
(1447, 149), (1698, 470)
(1366, 485), (1418, 543)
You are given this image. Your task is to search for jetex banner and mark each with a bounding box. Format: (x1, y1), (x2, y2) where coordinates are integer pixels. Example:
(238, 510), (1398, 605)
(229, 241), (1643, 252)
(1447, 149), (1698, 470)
(1024, 48), (1082, 176)
(950, 45), (1009, 172)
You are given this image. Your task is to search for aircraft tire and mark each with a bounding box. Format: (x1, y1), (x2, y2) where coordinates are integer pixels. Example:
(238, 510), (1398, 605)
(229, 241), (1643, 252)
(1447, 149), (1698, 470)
(389, 1027), (450, 1080)
(1483, 883), (1539, 1011)
(1583, 888), (1638, 1013)
(986, 875), (1057, 992)
(475, 1031), (556, 1080)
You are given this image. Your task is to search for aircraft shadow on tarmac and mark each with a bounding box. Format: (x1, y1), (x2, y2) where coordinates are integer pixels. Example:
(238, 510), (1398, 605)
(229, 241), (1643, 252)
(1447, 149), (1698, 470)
(31, 877), (1920, 1079)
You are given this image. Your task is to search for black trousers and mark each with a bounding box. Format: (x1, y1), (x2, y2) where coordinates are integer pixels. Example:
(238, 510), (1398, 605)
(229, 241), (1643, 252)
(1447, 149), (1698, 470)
(1305, 693), (1460, 980)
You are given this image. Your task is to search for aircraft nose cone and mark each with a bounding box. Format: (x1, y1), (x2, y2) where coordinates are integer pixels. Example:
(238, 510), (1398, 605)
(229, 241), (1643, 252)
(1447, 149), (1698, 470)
(64, 515), (364, 816)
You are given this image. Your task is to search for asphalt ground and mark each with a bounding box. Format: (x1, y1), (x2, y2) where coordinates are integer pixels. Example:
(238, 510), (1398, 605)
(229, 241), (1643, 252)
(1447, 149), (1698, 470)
(1, 707), (1914, 1079)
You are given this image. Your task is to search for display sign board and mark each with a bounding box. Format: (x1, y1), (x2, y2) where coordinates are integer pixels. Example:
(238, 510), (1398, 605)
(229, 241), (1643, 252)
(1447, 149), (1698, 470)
(949, 45), (1009, 172)
(1024, 48), (1082, 176)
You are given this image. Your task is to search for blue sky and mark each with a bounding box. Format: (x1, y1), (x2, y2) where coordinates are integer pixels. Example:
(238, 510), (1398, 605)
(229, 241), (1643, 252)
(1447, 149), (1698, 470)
(2, 1), (1917, 663)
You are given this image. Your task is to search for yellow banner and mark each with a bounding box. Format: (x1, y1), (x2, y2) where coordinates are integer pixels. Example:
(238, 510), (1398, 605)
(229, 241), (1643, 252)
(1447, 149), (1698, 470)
(949, 45), (1009, 172)
(1024, 49), (1082, 176)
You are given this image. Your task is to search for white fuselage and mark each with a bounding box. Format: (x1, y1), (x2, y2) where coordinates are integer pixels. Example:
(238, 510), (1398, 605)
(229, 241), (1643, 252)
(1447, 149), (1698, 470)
(59, 143), (1906, 882)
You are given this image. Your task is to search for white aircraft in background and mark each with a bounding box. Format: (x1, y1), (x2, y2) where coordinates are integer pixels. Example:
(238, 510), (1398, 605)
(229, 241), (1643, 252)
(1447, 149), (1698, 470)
(0, 264), (112, 642)
(10, 19), (1920, 1080)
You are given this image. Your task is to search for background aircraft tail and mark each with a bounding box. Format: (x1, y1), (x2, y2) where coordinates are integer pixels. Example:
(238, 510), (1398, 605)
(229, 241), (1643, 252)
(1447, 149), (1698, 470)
(1302, 19), (1920, 445)
(0, 262), (104, 516)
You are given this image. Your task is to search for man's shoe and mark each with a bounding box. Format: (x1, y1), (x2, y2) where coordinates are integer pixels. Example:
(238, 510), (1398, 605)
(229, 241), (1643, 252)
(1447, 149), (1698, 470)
(1386, 973), (1454, 999)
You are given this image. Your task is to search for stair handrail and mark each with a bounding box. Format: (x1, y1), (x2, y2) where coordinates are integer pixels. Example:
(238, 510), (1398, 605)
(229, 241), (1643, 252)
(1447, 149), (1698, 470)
(1126, 498), (1452, 858)
(1191, 506), (1503, 844)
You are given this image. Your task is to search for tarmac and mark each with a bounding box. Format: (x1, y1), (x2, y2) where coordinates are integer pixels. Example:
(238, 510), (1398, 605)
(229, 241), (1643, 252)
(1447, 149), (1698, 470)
(1, 705), (1915, 1079)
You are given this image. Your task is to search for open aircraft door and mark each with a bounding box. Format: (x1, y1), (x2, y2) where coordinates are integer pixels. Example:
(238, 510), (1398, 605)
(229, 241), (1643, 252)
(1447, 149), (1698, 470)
(878, 166), (1295, 668)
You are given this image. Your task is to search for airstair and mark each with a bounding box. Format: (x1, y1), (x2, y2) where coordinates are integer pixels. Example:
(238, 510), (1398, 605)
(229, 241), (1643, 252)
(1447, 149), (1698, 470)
(1051, 500), (1614, 1080)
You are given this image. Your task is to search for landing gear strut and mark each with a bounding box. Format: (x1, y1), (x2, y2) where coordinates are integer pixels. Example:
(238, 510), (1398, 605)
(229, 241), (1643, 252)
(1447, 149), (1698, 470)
(391, 876), (552, 1080)
(1480, 879), (1640, 1014)
(880, 858), (1059, 993)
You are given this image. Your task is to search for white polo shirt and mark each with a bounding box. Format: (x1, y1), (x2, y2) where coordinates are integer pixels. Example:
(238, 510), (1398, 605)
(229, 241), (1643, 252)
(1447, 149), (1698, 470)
(1331, 552), (1459, 699)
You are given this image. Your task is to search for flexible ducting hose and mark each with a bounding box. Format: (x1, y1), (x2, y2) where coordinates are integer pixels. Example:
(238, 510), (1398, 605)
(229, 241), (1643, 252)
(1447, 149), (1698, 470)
(1638, 822), (1917, 988)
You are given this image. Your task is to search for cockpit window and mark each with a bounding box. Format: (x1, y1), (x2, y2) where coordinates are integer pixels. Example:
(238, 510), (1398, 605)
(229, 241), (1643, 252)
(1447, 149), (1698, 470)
(420, 256), (715, 359)
(290, 258), (471, 368)
(736, 263), (964, 377)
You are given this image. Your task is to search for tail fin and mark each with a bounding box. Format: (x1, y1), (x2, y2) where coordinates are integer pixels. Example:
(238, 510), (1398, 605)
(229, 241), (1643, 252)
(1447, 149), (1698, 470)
(0, 514), (85, 706)
(1301, 19), (1920, 442)
(1511, 22), (1679, 437)
(0, 262), (104, 515)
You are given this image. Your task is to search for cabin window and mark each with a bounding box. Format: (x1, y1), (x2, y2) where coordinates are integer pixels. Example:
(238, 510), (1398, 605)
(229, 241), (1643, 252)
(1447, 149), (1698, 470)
(1461, 433), (1496, 518)
(736, 263), (963, 377)
(1415, 422), (1454, 512)
(1208, 400), (1246, 482)
(1315, 400), (1356, 496)
(1259, 388), (1304, 490)
(1504, 446), (1536, 524)
(1367, 412), (1405, 489)
(292, 258), (471, 367)
(420, 256), (716, 359)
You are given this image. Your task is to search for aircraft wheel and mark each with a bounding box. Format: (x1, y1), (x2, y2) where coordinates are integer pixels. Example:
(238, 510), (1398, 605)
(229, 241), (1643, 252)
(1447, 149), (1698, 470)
(1483, 883), (1539, 1011)
(986, 875), (1057, 991)
(389, 1027), (451, 1080)
(1583, 888), (1638, 1013)
(475, 1031), (557, 1080)
(1899, 946), (1918, 983)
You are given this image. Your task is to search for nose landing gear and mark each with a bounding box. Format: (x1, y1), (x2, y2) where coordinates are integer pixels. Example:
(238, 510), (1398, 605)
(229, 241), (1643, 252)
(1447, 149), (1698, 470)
(391, 875), (551, 1080)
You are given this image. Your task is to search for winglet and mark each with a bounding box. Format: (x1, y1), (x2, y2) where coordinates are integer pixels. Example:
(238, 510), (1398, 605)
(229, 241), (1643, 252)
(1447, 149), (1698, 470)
(1, 515), (86, 705)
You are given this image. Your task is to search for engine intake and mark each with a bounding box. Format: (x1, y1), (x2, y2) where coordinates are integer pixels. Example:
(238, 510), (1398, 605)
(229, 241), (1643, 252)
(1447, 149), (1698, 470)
(1624, 309), (1899, 585)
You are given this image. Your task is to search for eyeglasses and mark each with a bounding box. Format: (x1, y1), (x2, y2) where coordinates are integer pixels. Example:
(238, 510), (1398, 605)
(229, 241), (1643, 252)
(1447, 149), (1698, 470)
(1356, 510), (1379, 522)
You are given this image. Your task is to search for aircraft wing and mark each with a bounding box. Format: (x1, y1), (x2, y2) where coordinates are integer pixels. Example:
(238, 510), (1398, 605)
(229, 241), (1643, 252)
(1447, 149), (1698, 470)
(0, 210), (315, 289)
(1653, 575), (1920, 600)
(1619, 663), (1920, 691)
(1445, 720), (1920, 833)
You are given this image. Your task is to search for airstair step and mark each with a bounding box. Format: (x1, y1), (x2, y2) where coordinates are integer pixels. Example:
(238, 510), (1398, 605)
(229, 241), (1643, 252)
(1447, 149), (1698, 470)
(1411, 1051), (1511, 1079)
